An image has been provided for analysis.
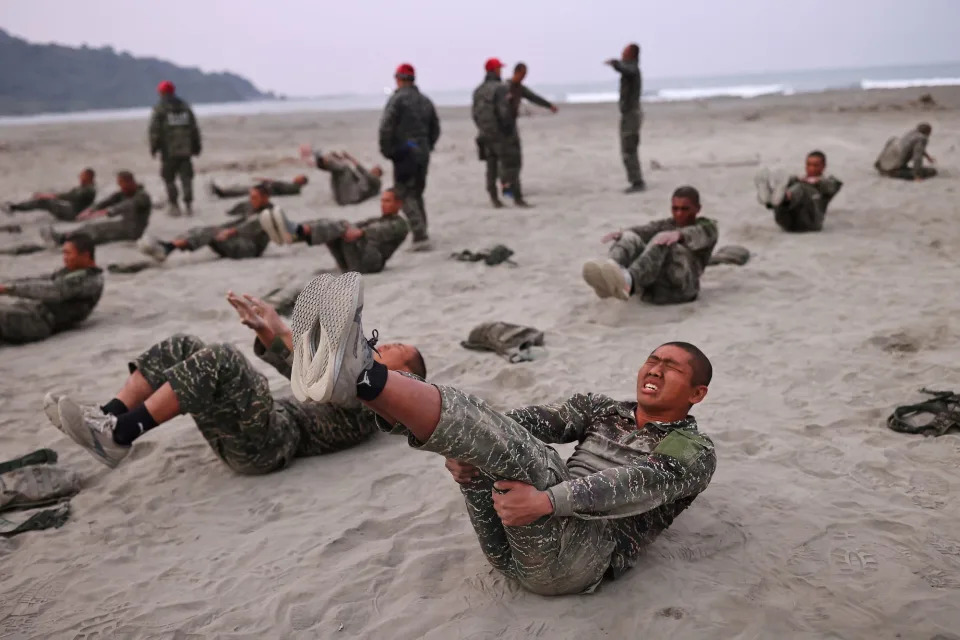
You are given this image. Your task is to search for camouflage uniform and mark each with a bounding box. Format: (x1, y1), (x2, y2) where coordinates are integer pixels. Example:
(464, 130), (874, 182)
(0, 267), (104, 343)
(611, 59), (643, 186)
(301, 215), (409, 273)
(214, 181), (304, 199)
(379, 85), (441, 242)
(180, 207), (271, 260)
(472, 72), (512, 201)
(54, 186), (152, 246)
(610, 217), (718, 304)
(149, 95), (202, 207)
(773, 177), (843, 232)
(315, 155), (382, 206)
(131, 334), (378, 475)
(876, 128), (937, 180)
(380, 387), (716, 595)
(500, 81), (555, 200)
(9, 184), (96, 222)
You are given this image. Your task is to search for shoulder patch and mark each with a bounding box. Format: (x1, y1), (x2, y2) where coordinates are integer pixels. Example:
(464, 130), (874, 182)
(653, 429), (713, 469)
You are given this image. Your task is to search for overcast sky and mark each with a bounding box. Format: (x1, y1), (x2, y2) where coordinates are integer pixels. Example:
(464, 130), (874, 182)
(3, 0), (959, 96)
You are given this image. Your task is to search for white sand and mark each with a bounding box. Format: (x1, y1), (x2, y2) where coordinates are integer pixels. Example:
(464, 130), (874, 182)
(1, 88), (959, 639)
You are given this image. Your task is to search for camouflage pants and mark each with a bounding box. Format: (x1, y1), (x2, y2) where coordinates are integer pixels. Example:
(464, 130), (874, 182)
(65, 216), (148, 246)
(887, 166), (938, 181)
(131, 334), (299, 475)
(393, 160), (429, 242)
(212, 184), (250, 199)
(774, 183), (825, 232)
(9, 198), (77, 222)
(483, 134), (523, 199)
(620, 111), (643, 185)
(610, 231), (701, 304)
(326, 238), (386, 274)
(0, 297), (56, 344)
(183, 225), (268, 260)
(161, 156), (195, 205)
(398, 385), (614, 595)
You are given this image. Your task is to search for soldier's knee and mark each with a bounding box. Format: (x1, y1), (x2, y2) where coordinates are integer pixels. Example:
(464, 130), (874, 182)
(168, 333), (206, 353)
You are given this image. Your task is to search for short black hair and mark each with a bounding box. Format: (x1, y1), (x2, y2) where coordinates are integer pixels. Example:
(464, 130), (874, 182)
(807, 150), (826, 164)
(252, 183), (270, 197)
(64, 232), (95, 260)
(408, 348), (427, 379)
(659, 341), (712, 386)
(383, 187), (398, 197)
(917, 122), (932, 135)
(514, 62), (527, 74)
(82, 167), (95, 177)
(672, 185), (700, 208)
(626, 43), (640, 59)
(116, 170), (134, 182)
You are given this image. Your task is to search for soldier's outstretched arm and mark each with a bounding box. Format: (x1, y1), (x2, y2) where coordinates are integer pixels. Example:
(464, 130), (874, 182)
(504, 394), (596, 444)
(521, 85), (554, 110)
(5, 270), (102, 304)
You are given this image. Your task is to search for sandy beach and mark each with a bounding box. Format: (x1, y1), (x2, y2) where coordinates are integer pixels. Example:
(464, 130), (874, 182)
(1, 87), (959, 639)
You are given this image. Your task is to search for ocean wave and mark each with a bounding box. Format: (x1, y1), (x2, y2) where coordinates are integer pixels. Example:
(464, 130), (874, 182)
(861, 77), (960, 90)
(564, 84), (791, 105)
(564, 91), (620, 104)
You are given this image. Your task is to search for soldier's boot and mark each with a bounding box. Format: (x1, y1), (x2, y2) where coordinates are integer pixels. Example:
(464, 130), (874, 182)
(184, 202), (194, 217)
(57, 396), (130, 468)
(289, 272), (376, 405)
(166, 202), (182, 218)
(511, 182), (533, 208)
(488, 188), (504, 209)
(624, 181), (647, 194)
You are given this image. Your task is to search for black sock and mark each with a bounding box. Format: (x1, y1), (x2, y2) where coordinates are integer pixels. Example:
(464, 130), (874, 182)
(160, 241), (175, 253)
(296, 224), (311, 244)
(356, 361), (388, 401)
(101, 398), (129, 417)
(112, 404), (159, 446)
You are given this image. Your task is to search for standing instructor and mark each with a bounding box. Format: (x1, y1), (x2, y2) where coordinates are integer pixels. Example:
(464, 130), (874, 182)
(606, 44), (645, 193)
(149, 81), (202, 217)
(378, 63), (440, 251)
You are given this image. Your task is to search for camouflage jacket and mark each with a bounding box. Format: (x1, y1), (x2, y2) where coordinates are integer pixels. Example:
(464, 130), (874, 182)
(506, 81), (554, 120)
(330, 164), (382, 206)
(55, 184), (97, 213)
(357, 214), (409, 261)
(6, 266), (104, 330)
(788, 175), (844, 212)
(472, 72), (512, 140)
(629, 217), (718, 272)
(611, 59), (642, 114)
(253, 336), (379, 456)
(149, 95), (202, 159)
(896, 129), (930, 176)
(94, 187), (153, 235)
(506, 394), (715, 577)
(378, 86), (441, 160)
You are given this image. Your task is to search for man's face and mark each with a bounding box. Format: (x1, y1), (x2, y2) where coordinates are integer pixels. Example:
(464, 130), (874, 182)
(374, 343), (417, 373)
(117, 176), (136, 194)
(62, 242), (84, 270)
(513, 68), (527, 83)
(371, 166), (383, 178)
(381, 190), (402, 215)
(805, 155), (825, 178)
(249, 188), (269, 209)
(79, 171), (93, 185)
(671, 196), (700, 226)
(636, 345), (707, 414)
(621, 45), (632, 60)
(293, 175), (308, 186)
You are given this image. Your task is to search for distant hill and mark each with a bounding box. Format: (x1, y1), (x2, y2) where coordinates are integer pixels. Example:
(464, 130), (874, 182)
(0, 28), (275, 115)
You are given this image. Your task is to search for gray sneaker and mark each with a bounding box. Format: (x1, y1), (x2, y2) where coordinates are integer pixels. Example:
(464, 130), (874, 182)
(259, 207), (294, 245)
(58, 396), (130, 468)
(582, 260), (612, 299)
(43, 392), (63, 429)
(137, 235), (169, 262)
(39, 225), (58, 247)
(289, 272), (375, 405)
(768, 170), (790, 207)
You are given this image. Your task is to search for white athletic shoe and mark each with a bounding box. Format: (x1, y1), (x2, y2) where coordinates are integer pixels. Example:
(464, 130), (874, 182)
(768, 170), (790, 207)
(39, 225), (58, 247)
(754, 168), (773, 206)
(137, 235), (169, 262)
(43, 392), (64, 430)
(259, 207), (294, 245)
(57, 396), (129, 468)
(407, 238), (432, 252)
(599, 261), (632, 301)
(289, 272), (375, 405)
(582, 260), (612, 299)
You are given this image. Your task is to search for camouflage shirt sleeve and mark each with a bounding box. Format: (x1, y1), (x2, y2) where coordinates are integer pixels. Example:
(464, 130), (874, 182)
(148, 105), (163, 154)
(7, 268), (103, 304)
(253, 336), (292, 380)
(679, 217), (718, 252)
(307, 219), (349, 245)
(818, 176), (843, 205)
(610, 60), (639, 77)
(628, 218), (674, 242)
(504, 393), (597, 444)
(548, 429), (717, 519)
(93, 191), (124, 212)
(378, 94), (401, 158)
(359, 215), (408, 247)
(520, 85), (554, 110)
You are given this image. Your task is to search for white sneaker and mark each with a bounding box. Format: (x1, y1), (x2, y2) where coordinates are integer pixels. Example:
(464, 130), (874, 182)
(39, 225), (58, 247)
(408, 238), (432, 252)
(43, 392), (63, 430)
(599, 260), (632, 301)
(259, 207), (294, 245)
(769, 170), (790, 207)
(58, 396), (129, 468)
(754, 168), (773, 206)
(137, 235), (169, 262)
(289, 272), (375, 405)
(582, 260), (612, 299)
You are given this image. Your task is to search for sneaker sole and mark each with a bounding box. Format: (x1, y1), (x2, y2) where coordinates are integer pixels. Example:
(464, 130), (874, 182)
(58, 396), (119, 468)
(269, 208), (294, 244)
(600, 262), (631, 301)
(137, 235), (168, 263)
(769, 170), (789, 207)
(582, 261), (612, 299)
(43, 392), (62, 430)
(289, 273), (363, 403)
(259, 210), (290, 245)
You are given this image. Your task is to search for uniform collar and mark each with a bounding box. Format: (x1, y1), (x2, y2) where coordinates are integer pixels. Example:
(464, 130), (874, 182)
(616, 401), (697, 432)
